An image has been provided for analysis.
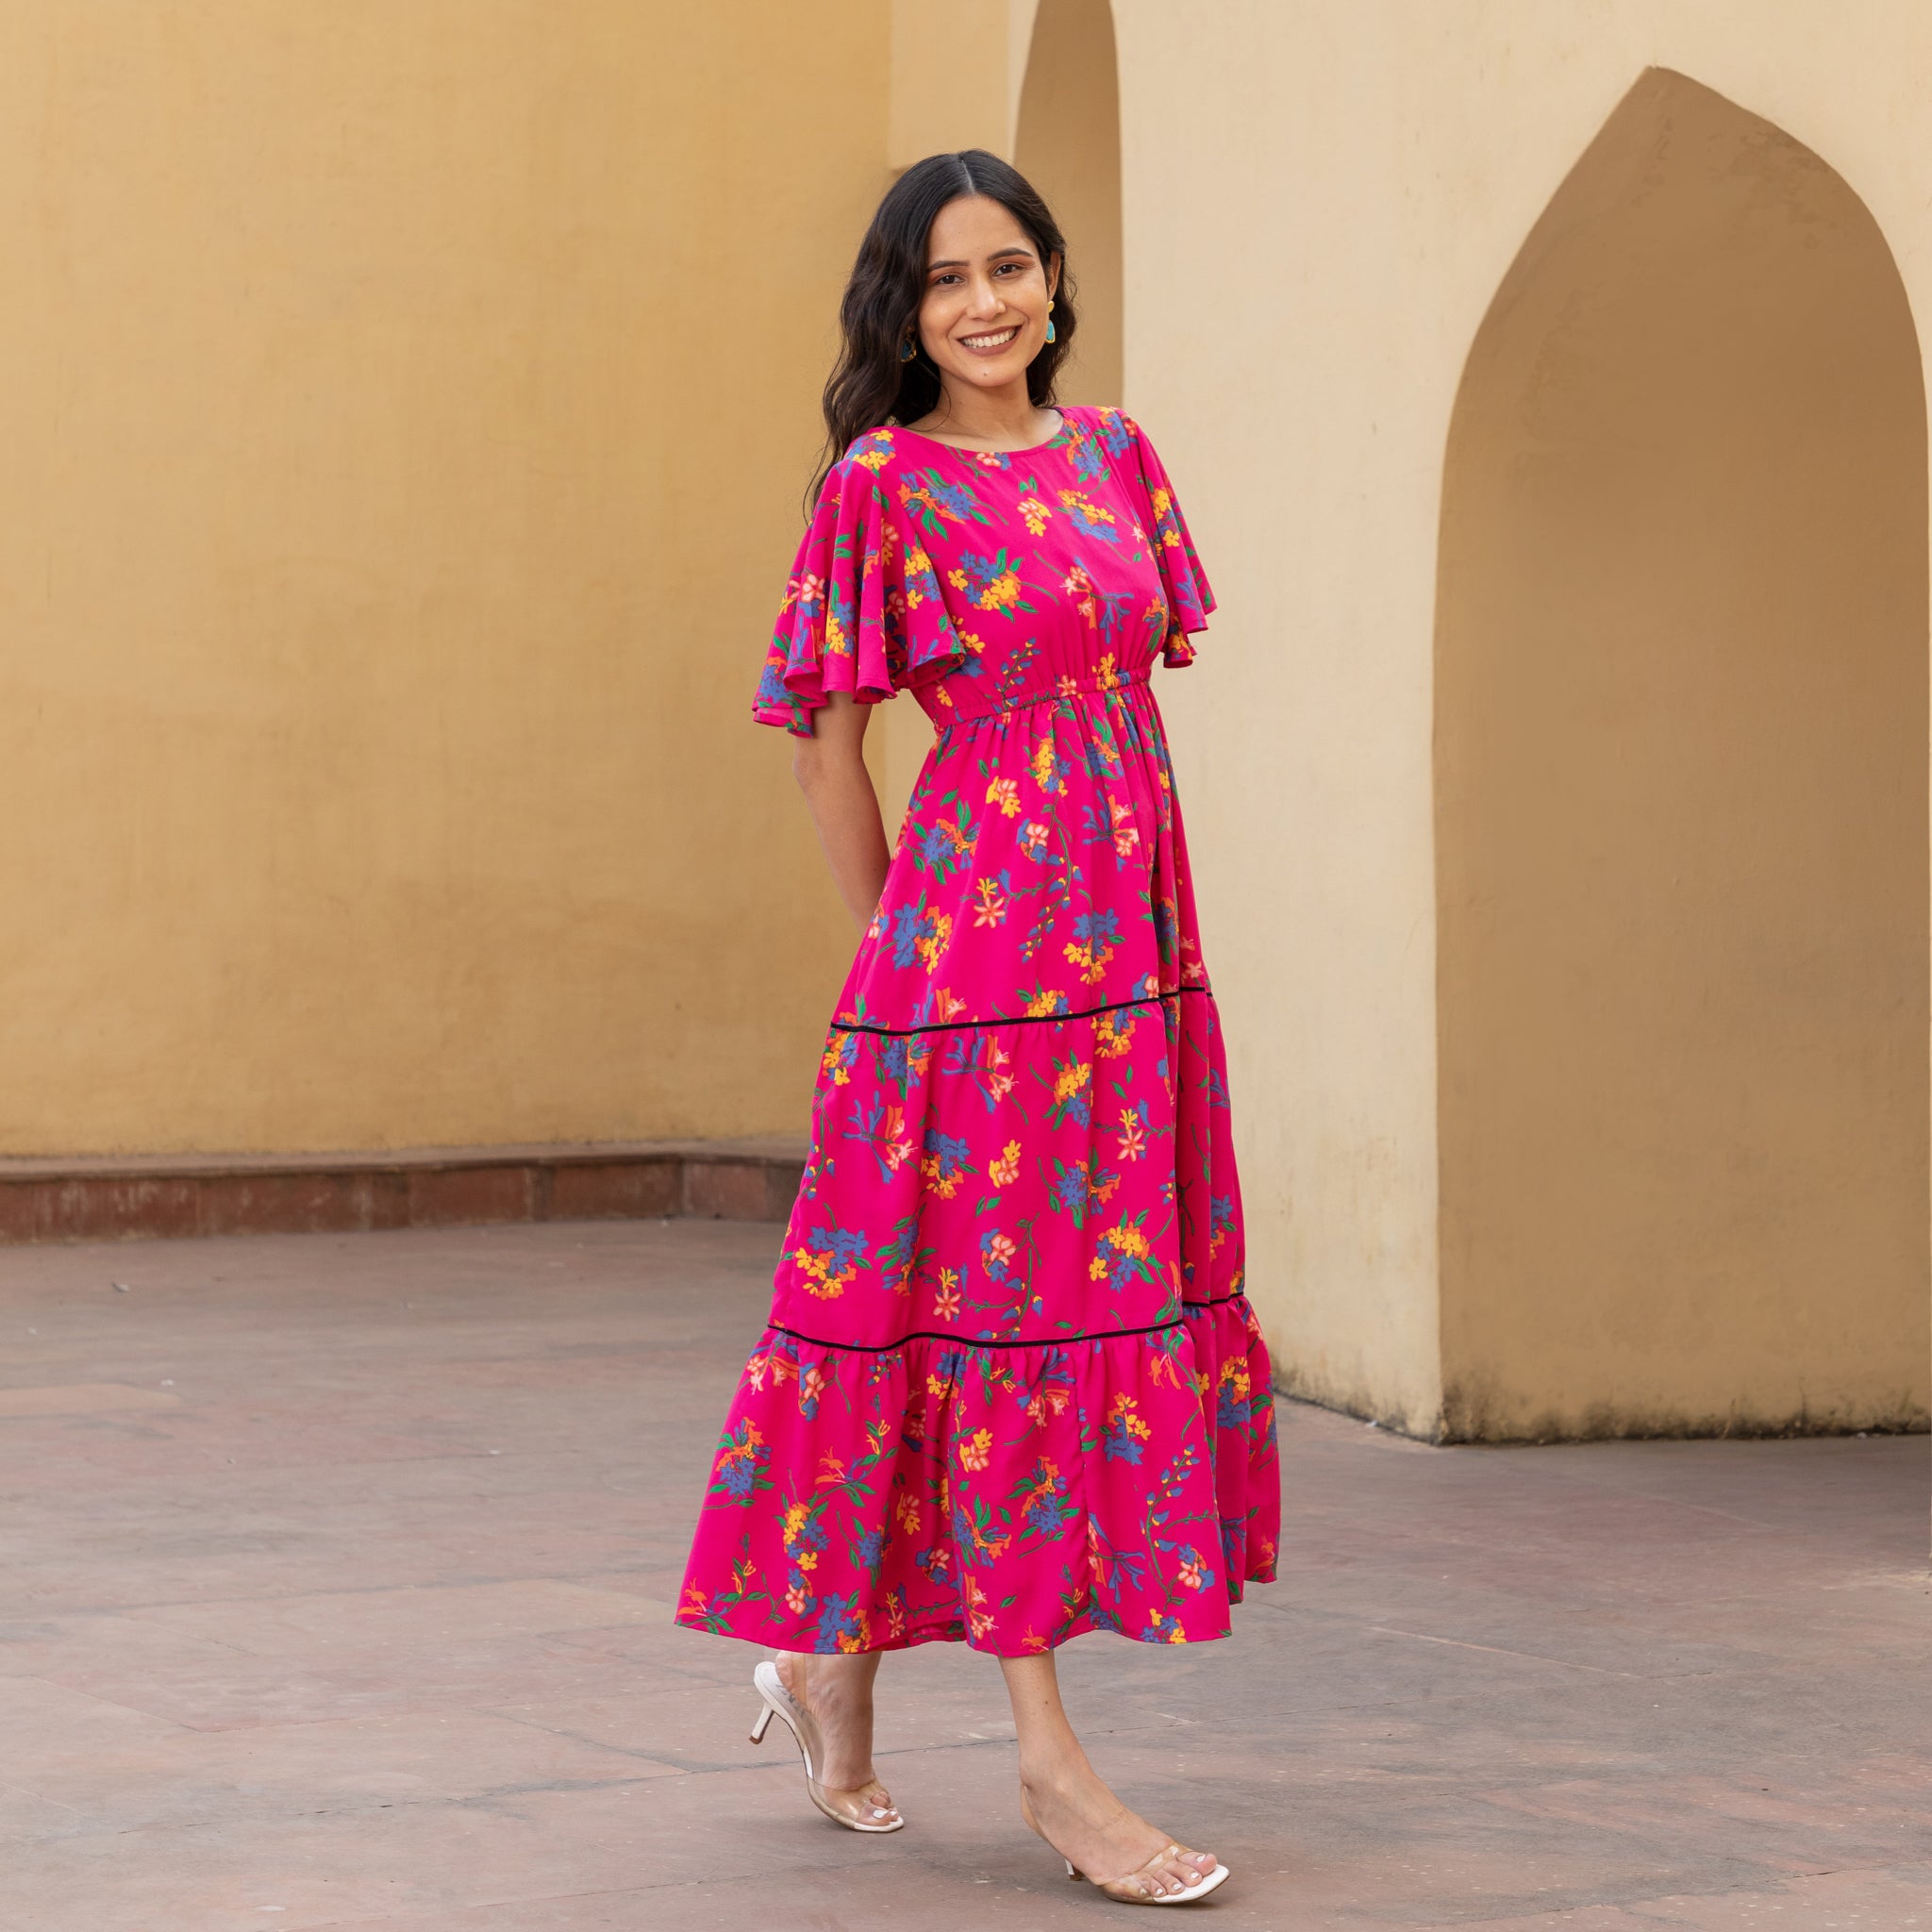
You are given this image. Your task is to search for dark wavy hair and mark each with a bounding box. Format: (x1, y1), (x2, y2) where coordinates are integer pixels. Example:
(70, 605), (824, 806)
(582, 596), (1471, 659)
(808, 149), (1074, 508)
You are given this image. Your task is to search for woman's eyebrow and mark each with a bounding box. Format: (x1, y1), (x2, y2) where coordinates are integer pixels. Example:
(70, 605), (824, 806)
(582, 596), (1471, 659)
(926, 246), (1037, 271)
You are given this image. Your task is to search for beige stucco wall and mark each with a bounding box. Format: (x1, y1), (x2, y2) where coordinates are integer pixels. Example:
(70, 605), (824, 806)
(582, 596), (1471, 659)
(1436, 71), (1928, 1438)
(0, 1), (890, 1155)
(1116, 0), (1932, 1435)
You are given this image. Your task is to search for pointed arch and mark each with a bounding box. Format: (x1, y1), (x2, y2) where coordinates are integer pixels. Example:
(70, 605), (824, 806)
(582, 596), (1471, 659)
(1434, 69), (1930, 1439)
(1015, 0), (1122, 408)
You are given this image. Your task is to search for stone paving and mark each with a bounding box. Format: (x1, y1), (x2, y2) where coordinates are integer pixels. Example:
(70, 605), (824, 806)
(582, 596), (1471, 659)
(2, 1218), (1928, 1929)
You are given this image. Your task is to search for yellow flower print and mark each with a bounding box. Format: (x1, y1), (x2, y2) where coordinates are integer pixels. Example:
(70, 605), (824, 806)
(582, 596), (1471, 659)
(792, 1249), (849, 1299)
(985, 775), (1022, 818)
(1058, 487), (1117, 525)
(1018, 495), (1053, 536)
(954, 564), (1021, 611)
(1063, 938), (1109, 985)
(782, 1501), (811, 1547)
(824, 610), (852, 659)
(1096, 652), (1120, 690)
(1093, 1010), (1136, 1058)
(1024, 987), (1067, 1018)
(1029, 738), (1058, 791)
(1108, 1221), (1151, 1259)
(1151, 486), (1183, 545)
(912, 911), (953, 974)
(1052, 1062), (1092, 1106)
(989, 1141), (1022, 1189)
(895, 1492), (922, 1535)
(959, 1427), (993, 1473)
(934, 1273), (962, 1321)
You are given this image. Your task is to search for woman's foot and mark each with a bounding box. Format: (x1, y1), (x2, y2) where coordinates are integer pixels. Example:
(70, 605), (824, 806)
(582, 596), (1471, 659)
(773, 1651), (900, 1825)
(1020, 1760), (1219, 1899)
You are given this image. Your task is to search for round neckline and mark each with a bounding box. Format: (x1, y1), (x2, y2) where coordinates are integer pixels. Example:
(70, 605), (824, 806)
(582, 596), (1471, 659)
(887, 408), (1074, 458)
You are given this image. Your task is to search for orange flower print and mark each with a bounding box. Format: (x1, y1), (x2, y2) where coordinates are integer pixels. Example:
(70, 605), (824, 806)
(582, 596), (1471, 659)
(989, 1140), (1022, 1188)
(1117, 1103), (1147, 1161)
(973, 878), (1008, 927)
(1019, 494), (1053, 536)
(934, 1274), (962, 1321)
(965, 1574), (995, 1642)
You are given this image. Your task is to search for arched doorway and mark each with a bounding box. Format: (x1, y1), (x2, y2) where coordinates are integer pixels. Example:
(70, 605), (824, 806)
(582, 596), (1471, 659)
(1015, 0), (1122, 408)
(1434, 69), (1930, 1440)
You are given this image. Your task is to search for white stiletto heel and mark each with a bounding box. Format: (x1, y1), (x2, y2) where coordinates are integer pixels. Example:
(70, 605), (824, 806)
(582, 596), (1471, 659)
(748, 1656), (905, 1833)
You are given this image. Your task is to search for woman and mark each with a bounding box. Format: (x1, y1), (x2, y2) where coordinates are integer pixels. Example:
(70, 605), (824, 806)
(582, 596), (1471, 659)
(677, 150), (1279, 1907)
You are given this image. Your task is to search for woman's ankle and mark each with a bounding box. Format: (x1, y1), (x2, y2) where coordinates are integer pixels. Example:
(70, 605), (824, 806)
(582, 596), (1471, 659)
(1018, 1744), (1093, 1799)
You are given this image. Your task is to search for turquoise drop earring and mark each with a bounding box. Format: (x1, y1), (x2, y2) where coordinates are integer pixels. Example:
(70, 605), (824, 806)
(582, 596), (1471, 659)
(899, 333), (918, 363)
(1045, 298), (1057, 344)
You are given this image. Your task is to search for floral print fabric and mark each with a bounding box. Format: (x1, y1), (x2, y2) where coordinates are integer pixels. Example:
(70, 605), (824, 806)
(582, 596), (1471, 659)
(678, 407), (1278, 1656)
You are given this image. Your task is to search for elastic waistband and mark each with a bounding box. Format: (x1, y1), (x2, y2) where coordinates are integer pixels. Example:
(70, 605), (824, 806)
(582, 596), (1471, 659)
(939, 667), (1155, 727)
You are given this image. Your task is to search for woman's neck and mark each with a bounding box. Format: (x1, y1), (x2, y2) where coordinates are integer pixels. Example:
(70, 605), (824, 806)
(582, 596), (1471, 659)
(907, 379), (1060, 452)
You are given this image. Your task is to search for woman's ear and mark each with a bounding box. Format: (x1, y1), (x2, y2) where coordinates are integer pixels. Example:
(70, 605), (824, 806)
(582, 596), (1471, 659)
(1047, 252), (1061, 301)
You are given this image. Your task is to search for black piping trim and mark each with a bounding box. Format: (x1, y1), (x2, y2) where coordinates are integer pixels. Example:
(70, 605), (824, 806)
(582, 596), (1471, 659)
(765, 1296), (1247, 1356)
(831, 984), (1213, 1040)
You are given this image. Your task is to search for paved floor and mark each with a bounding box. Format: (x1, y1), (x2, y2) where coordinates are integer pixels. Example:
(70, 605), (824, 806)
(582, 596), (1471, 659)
(1, 1220), (1927, 1930)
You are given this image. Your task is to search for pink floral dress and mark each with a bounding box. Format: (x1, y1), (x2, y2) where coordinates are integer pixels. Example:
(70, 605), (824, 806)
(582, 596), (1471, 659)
(677, 406), (1278, 1656)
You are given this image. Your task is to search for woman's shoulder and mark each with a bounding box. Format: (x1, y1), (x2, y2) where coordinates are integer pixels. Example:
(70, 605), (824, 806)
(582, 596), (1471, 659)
(838, 425), (908, 474)
(1059, 403), (1151, 460)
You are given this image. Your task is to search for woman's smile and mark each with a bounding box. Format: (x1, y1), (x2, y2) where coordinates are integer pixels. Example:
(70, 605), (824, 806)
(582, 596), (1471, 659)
(958, 324), (1021, 353)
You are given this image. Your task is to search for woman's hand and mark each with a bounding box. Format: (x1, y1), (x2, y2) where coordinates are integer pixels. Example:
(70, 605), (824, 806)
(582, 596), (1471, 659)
(791, 691), (891, 932)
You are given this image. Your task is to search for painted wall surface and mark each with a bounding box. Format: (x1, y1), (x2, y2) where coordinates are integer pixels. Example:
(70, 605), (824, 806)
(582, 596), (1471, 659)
(1112, 1), (1932, 1434)
(1015, 0), (1124, 412)
(0, 1), (891, 1154)
(1437, 72), (1928, 1438)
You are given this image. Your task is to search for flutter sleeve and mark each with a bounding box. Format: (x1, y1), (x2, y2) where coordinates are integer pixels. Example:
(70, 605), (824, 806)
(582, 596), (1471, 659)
(1121, 416), (1216, 668)
(752, 442), (966, 735)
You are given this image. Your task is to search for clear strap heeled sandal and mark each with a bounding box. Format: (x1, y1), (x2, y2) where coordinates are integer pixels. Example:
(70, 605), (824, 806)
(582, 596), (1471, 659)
(748, 1656), (905, 1833)
(1023, 1788), (1229, 1904)
(1062, 1846), (1231, 1906)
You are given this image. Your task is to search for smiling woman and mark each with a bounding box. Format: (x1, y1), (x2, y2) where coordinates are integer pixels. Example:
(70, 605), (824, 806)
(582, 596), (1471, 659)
(676, 151), (1274, 1907)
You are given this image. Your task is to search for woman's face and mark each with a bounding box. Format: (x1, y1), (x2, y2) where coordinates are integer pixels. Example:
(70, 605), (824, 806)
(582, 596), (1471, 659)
(916, 193), (1058, 396)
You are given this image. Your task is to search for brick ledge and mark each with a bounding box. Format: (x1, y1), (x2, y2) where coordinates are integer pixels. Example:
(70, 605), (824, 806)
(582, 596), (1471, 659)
(0, 1139), (807, 1244)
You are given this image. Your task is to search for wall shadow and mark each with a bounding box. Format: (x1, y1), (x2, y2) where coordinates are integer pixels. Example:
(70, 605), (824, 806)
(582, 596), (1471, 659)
(1434, 69), (1930, 1439)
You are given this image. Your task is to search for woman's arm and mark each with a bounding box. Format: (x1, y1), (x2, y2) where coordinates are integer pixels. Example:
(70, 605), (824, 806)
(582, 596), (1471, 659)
(791, 691), (891, 931)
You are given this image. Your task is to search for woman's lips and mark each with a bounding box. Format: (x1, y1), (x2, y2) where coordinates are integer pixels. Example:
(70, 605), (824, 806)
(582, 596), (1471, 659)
(957, 325), (1021, 354)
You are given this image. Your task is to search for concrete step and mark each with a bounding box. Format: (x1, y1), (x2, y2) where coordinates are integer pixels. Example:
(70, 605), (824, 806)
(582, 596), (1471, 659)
(0, 1139), (807, 1244)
